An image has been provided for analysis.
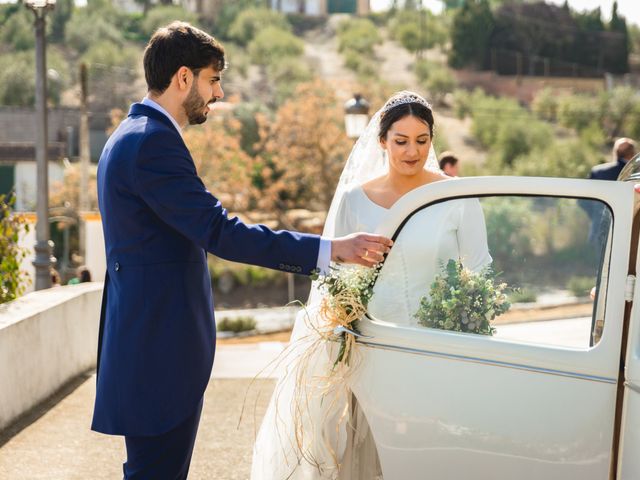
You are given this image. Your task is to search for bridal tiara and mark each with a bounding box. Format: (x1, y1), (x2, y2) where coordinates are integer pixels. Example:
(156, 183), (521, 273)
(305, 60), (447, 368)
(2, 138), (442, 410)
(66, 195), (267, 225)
(382, 91), (432, 113)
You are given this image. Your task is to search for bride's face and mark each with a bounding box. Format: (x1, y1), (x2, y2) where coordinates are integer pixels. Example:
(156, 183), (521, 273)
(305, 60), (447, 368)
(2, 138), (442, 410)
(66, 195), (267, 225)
(380, 115), (432, 177)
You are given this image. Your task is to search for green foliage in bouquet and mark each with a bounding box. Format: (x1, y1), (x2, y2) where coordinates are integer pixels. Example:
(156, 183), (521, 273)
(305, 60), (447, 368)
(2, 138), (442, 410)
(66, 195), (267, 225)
(311, 266), (380, 367)
(414, 259), (510, 335)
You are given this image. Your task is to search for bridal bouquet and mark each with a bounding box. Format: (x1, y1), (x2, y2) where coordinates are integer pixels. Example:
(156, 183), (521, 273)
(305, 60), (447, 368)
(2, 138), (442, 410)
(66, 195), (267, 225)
(414, 259), (510, 335)
(312, 265), (379, 367)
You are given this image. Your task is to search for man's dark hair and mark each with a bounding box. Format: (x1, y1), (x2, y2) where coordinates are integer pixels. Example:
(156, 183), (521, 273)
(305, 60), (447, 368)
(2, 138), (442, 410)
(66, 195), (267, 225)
(143, 21), (226, 95)
(439, 151), (459, 170)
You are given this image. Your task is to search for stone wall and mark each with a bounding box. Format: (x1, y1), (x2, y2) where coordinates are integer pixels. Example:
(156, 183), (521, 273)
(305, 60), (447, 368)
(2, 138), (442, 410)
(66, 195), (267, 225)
(0, 284), (102, 431)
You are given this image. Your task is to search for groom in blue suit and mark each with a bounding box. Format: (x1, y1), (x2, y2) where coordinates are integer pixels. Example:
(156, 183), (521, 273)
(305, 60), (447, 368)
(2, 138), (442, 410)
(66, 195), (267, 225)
(92, 22), (392, 479)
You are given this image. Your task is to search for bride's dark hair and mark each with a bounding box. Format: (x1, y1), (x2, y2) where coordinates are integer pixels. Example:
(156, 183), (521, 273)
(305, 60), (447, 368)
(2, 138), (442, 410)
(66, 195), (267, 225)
(378, 102), (434, 141)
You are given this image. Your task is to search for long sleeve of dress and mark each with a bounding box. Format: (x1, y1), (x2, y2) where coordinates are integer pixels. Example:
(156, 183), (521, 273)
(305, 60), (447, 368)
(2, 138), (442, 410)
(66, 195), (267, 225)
(332, 189), (358, 238)
(457, 198), (493, 273)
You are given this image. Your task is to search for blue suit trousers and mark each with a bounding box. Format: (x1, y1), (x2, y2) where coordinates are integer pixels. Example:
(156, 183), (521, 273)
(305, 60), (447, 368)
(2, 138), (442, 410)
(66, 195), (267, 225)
(123, 398), (204, 479)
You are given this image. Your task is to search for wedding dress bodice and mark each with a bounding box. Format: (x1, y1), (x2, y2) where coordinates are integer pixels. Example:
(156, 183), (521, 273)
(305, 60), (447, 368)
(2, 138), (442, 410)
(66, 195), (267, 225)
(335, 184), (492, 325)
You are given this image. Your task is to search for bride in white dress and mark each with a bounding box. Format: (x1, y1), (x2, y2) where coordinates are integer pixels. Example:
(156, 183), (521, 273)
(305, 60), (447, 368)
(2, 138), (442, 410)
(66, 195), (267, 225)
(251, 91), (491, 479)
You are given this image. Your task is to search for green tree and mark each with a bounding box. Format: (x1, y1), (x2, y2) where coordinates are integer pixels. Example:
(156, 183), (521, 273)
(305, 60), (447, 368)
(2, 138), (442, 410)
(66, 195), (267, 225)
(0, 50), (68, 106)
(267, 56), (313, 106)
(49, 0), (73, 42)
(531, 88), (559, 122)
(0, 9), (35, 51)
(140, 5), (199, 38)
(208, 0), (263, 40)
(82, 43), (140, 110)
(606, 1), (630, 73)
(0, 193), (31, 304)
(448, 0), (494, 69)
(557, 94), (601, 133)
(65, 11), (125, 54)
(228, 7), (290, 46)
(337, 17), (381, 56)
(247, 26), (304, 66)
(510, 138), (600, 179)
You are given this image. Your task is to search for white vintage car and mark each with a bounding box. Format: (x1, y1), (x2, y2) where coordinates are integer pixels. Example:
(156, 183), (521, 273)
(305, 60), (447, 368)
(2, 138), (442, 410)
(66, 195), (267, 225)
(350, 174), (640, 480)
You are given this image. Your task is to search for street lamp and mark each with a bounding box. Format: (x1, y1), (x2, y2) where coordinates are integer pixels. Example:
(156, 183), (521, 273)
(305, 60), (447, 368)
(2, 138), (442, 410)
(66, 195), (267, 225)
(344, 93), (370, 139)
(25, 0), (56, 290)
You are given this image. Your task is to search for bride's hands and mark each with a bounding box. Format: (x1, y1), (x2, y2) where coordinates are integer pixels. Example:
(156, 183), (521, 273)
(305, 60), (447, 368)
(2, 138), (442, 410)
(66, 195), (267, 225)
(331, 233), (393, 267)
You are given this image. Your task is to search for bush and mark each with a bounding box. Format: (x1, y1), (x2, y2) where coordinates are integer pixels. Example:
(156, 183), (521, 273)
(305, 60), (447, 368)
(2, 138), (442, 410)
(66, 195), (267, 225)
(532, 88), (559, 122)
(228, 7), (290, 46)
(65, 11), (125, 54)
(248, 26), (304, 66)
(0, 50), (68, 106)
(557, 94), (601, 132)
(492, 119), (553, 170)
(510, 138), (601, 179)
(389, 10), (447, 52)
(567, 276), (594, 297)
(209, 257), (283, 289)
(342, 49), (377, 77)
(267, 56), (313, 106)
(0, 10), (34, 51)
(337, 17), (380, 56)
(286, 13), (327, 35)
(82, 42), (139, 75)
(482, 197), (534, 274)
(424, 66), (457, 105)
(509, 288), (537, 303)
(216, 316), (257, 333)
(83, 43), (140, 109)
(140, 6), (199, 38)
(0, 193), (31, 304)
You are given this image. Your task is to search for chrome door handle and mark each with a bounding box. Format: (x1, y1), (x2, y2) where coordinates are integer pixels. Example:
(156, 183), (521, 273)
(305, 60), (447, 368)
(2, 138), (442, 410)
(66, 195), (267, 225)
(333, 325), (373, 339)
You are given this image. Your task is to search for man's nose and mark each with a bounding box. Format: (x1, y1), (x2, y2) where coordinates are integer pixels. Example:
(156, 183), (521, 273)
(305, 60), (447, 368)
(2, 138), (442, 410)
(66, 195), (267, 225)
(216, 84), (224, 100)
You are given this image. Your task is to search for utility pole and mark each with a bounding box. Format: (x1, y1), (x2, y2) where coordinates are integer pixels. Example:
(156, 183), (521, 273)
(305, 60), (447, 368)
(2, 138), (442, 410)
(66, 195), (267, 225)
(79, 62), (90, 260)
(26, 0), (56, 290)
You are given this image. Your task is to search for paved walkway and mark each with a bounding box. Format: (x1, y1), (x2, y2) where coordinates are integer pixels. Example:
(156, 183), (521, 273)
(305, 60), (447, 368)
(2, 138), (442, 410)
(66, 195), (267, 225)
(0, 373), (276, 479)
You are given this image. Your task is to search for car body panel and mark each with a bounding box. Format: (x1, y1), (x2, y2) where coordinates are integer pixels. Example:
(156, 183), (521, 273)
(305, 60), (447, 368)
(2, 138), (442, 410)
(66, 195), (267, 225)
(350, 177), (635, 479)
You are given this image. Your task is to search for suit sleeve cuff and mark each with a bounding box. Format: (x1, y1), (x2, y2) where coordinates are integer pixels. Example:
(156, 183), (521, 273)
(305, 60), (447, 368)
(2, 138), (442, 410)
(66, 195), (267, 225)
(316, 237), (332, 275)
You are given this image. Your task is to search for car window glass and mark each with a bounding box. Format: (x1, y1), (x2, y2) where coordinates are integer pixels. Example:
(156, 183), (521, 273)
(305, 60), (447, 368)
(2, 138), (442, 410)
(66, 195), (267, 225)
(367, 196), (612, 349)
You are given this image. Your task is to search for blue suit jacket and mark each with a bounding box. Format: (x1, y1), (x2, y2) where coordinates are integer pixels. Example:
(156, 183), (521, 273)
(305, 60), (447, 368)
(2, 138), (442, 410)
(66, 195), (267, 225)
(589, 157), (627, 181)
(92, 103), (320, 436)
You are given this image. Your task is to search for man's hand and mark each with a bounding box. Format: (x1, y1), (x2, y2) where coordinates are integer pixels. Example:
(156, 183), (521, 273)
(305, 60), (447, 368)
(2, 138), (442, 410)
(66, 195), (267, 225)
(331, 233), (393, 267)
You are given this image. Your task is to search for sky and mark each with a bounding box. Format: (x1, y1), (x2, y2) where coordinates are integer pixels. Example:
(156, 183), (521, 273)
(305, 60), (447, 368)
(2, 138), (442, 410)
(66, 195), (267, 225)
(370, 0), (640, 26)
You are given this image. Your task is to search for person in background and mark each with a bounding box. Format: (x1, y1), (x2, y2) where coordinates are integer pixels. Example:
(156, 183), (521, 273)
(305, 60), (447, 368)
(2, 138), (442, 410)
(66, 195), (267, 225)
(581, 138), (637, 245)
(51, 268), (62, 287)
(589, 137), (636, 181)
(67, 266), (92, 285)
(438, 151), (460, 177)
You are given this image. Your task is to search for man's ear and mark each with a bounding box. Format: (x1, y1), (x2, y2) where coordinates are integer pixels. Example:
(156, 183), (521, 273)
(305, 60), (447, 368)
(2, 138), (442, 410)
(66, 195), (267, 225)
(176, 66), (191, 91)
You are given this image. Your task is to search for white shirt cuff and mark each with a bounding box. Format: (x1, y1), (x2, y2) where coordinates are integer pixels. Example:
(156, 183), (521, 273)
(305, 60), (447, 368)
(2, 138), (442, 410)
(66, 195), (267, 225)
(316, 237), (332, 275)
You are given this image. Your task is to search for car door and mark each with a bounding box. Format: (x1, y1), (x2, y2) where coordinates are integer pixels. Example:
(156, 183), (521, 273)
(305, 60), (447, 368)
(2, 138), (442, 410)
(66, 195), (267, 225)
(350, 177), (634, 480)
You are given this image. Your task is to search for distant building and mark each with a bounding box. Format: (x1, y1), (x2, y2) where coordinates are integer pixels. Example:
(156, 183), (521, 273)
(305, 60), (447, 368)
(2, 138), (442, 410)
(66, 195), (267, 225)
(111, 0), (143, 14)
(0, 107), (110, 211)
(183, 0), (370, 18)
(181, 0), (225, 18)
(269, 0), (370, 15)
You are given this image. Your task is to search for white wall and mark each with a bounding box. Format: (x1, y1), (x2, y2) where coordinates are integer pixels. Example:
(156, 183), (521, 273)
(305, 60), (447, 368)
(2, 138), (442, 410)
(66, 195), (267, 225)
(84, 216), (106, 282)
(14, 161), (64, 212)
(0, 283), (103, 431)
(271, 0), (324, 15)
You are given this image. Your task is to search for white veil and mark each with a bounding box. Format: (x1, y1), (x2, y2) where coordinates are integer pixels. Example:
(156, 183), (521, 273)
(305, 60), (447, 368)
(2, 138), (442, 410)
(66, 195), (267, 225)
(251, 91), (440, 480)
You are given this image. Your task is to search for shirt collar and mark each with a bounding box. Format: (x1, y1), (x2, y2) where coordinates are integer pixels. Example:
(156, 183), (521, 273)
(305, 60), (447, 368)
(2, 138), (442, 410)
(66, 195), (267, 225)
(141, 96), (182, 134)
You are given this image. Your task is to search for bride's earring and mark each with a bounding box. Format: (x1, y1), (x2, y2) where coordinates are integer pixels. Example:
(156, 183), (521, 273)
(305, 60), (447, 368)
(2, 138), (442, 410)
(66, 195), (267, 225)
(382, 150), (388, 163)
